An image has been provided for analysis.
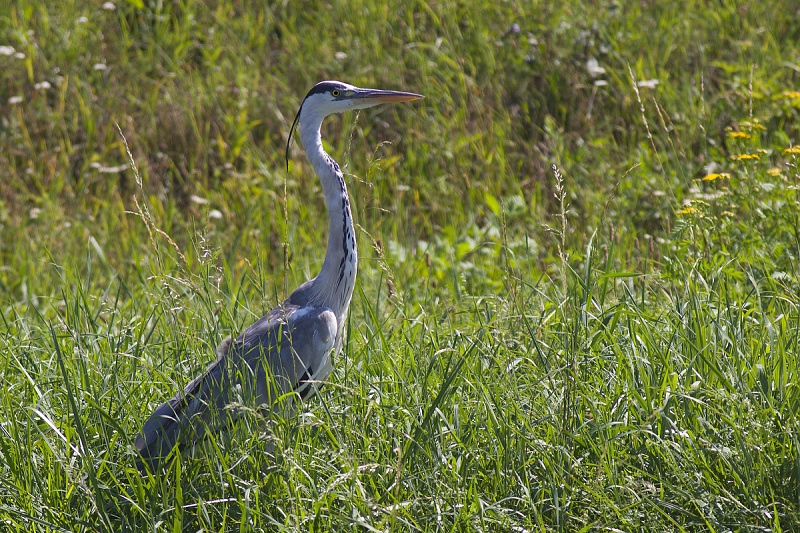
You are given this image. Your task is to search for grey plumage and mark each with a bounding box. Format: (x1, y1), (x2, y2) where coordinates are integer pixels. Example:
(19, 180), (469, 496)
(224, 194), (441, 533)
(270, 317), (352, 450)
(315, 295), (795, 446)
(134, 283), (337, 472)
(134, 81), (422, 473)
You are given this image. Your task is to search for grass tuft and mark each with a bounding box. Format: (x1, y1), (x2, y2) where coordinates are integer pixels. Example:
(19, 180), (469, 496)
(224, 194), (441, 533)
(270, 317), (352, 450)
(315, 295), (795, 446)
(1, 0), (800, 530)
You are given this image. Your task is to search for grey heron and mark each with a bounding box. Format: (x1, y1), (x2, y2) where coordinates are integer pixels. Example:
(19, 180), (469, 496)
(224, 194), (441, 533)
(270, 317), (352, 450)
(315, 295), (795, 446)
(134, 81), (422, 472)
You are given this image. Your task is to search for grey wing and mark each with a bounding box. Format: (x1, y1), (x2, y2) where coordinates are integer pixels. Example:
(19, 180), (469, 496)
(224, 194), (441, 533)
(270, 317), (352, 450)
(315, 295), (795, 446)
(232, 305), (338, 406)
(134, 304), (337, 473)
(134, 338), (232, 471)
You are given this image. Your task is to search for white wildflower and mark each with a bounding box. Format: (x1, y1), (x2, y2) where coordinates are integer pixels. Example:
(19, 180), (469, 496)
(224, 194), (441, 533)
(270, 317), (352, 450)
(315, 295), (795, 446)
(586, 57), (606, 77)
(98, 164), (126, 173)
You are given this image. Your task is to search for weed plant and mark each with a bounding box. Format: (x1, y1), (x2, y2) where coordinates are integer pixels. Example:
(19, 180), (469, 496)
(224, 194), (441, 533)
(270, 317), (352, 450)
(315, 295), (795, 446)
(0, 1), (799, 531)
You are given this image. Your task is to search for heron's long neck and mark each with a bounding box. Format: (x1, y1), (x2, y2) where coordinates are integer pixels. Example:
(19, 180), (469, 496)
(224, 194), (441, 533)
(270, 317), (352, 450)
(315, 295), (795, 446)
(300, 115), (357, 318)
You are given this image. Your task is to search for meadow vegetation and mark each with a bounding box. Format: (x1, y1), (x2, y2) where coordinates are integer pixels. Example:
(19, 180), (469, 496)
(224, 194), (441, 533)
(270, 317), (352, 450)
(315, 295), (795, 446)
(1, 0), (799, 531)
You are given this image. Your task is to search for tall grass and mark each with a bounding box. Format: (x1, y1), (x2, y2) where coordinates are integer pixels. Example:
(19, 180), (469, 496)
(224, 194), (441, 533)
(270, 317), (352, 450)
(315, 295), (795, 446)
(1, 0), (799, 531)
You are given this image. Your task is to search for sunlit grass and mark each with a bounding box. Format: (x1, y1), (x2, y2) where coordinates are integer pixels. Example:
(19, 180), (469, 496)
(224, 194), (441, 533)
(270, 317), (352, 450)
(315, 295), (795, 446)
(1, 0), (800, 531)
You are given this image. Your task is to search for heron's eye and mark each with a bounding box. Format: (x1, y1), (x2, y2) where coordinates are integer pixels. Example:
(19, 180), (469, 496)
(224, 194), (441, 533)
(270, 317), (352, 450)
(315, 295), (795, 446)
(331, 89), (340, 97)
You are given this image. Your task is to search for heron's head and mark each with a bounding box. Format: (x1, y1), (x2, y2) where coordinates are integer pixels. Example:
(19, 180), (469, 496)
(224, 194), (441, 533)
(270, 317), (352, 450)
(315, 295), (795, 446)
(286, 81), (423, 170)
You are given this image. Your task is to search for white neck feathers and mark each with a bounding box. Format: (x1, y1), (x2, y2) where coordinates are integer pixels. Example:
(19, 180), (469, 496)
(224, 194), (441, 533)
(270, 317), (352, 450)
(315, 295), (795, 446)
(298, 110), (358, 319)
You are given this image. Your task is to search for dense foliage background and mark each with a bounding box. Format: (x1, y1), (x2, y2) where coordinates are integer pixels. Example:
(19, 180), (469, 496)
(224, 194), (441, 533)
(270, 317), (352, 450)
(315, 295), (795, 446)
(1, 0), (799, 531)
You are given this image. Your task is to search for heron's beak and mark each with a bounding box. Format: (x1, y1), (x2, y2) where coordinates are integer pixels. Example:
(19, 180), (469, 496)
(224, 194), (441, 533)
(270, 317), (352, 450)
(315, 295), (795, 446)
(352, 89), (424, 104)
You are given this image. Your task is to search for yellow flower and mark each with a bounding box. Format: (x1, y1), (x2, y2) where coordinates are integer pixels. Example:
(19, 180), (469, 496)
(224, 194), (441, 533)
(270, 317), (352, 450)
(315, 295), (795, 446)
(781, 91), (800, 99)
(678, 206), (698, 215)
(727, 131), (750, 139)
(731, 154), (760, 161)
(767, 168), (782, 176)
(739, 121), (766, 131)
(784, 146), (800, 155)
(701, 173), (730, 181)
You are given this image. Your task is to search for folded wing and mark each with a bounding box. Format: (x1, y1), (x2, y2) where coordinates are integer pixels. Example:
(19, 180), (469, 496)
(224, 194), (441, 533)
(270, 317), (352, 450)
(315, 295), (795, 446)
(134, 304), (338, 472)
